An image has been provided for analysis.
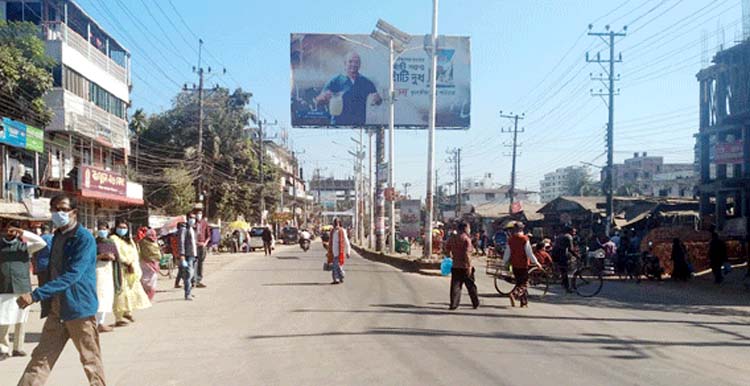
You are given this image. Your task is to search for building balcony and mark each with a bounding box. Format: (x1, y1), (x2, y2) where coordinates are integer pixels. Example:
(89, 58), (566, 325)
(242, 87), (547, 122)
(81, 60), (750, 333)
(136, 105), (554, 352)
(45, 89), (129, 150)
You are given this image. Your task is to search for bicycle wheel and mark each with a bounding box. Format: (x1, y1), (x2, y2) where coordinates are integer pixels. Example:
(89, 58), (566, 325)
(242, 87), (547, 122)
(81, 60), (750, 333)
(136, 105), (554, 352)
(528, 266), (549, 297)
(493, 269), (515, 296)
(573, 266), (603, 297)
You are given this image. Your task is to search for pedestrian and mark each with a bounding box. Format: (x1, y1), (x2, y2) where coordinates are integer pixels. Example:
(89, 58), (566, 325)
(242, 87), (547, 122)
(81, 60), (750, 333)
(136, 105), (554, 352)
(193, 207), (210, 288)
(445, 222), (479, 310)
(177, 212), (198, 300)
(708, 230), (728, 284)
(15, 194), (106, 385)
(262, 225), (273, 256)
(503, 222), (542, 308)
(327, 218), (350, 285)
(671, 238), (690, 281)
(32, 225), (53, 287)
(0, 221), (47, 359)
(552, 226), (579, 293)
(94, 222), (118, 333)
(533, 241), (553, 267)
(111, 218), (151, 326)
(137, 228), (161, 301)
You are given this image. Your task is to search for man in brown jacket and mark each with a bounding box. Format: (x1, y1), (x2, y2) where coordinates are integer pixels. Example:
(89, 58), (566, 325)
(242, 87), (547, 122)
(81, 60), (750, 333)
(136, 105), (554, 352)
(445, 222), (479, 310)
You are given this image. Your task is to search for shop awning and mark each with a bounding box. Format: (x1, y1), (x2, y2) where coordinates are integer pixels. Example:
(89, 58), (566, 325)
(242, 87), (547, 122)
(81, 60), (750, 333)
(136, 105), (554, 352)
(79, 189), (144, 206)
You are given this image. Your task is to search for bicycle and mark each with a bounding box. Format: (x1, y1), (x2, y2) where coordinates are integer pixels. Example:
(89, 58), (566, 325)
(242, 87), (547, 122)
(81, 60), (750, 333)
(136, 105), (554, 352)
(486, 258), (550, 297)
(158, 253), (176, 278)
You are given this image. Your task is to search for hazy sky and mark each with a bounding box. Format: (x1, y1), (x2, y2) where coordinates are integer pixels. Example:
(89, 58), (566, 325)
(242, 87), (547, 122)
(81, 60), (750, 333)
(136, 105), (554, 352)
(76, 0), (743, 198)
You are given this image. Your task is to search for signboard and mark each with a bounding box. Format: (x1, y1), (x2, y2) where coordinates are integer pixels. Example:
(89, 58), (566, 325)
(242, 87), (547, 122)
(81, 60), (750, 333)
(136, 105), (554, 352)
(0, 117), (44, 152)
(80, 165), (127, 196)
(291, 33), (470, 128)
(400, 199), (421, 238)
(319, 191), (338, 211)
(710, 140), (743, 165)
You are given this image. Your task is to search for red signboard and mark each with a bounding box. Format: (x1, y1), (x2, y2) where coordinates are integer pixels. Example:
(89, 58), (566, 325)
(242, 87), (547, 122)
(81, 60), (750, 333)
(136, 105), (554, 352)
(79, 165), (127, 196)
(712, 140), (743, 165)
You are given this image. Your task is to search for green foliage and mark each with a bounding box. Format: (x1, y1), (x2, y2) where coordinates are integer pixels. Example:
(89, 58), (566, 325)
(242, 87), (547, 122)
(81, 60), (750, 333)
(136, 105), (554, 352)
(565, 168), (599, 196)
(148, 166), (196, 216)
(0, 21), (54, 126)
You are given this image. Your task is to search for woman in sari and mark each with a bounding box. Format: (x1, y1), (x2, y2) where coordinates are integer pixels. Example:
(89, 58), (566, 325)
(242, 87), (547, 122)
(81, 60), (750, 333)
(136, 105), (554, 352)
(94, 222), (119, 333)
(138, 228), (161, 300)
(111, 219), (151, 327)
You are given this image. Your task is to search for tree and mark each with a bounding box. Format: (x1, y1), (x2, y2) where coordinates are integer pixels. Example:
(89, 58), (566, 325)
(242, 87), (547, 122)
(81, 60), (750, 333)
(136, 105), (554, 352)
(130, 108), (148, 174)
(565, 167), (598, 196)
(0, 21), (54, 126)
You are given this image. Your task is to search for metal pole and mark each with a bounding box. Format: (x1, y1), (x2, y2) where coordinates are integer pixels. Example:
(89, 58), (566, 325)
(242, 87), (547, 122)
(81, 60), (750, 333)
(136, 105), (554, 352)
(259, 104), (265, 225)
(369, 130), (374, 249)
(388, 37), (396, 253)
(197, 40), (204, 204)
(424, 0), (439, 259)
(359, 128), (365, 244)
(376, 127), (385, 251)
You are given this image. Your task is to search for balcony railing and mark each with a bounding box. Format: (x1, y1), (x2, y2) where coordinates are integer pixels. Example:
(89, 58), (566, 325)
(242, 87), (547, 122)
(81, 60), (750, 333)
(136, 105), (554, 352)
(48, 90), (129, 149)
(5, 182), (39, 202)
(44, 22), (128, 85)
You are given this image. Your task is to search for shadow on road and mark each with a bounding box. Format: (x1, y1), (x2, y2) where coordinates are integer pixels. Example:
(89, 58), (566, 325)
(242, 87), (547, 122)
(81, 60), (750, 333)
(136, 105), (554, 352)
(263, 282), (331, 286)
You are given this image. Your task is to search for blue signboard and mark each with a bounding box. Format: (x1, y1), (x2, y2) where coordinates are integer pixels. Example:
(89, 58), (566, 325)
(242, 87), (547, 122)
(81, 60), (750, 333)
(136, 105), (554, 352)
(1, 117), (28, 148)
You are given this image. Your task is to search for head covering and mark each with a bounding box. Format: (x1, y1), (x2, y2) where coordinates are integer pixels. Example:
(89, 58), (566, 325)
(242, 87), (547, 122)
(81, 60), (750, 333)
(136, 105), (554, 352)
(145, 228), (158, 242)
(135, 226), (149, 242)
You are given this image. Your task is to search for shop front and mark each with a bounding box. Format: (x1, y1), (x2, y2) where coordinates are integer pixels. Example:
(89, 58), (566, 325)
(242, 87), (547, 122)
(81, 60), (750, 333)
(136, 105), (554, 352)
(76, 164), (143, 229)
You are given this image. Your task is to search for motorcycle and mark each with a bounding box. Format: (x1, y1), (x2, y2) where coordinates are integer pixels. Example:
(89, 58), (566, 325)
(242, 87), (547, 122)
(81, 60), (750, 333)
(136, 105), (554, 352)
(300, 238), (311, 252)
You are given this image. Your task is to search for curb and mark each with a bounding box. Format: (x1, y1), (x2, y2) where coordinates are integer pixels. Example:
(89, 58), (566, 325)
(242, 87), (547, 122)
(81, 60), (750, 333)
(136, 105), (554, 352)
(352, 244), (443, 274)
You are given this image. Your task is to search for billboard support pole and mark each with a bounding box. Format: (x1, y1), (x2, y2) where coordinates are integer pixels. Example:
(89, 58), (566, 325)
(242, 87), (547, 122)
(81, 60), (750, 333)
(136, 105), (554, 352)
(388, 37), (396, 254)
(369, 130), (374, 249)
(424, 0), (439, 259)
(376, 126), (386, 252)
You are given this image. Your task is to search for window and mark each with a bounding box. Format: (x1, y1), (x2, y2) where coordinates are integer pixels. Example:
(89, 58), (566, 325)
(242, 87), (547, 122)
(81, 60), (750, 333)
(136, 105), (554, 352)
(24, 2), (41, 24)
(63, 67), (89, 99)
(6, 2), (23, 21)
(52, 65), (62, 87)
(484, 193), (495, 200)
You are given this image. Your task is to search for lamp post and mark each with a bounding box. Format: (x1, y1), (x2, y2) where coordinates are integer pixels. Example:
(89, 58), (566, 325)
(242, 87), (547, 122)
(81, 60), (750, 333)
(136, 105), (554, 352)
(371, 20), (411, 253)
(425, 0), (439, 259)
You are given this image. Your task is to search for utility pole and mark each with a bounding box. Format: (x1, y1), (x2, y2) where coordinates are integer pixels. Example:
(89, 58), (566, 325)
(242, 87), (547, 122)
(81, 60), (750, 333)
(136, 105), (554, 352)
(587, 24), (626, 236)
(258, 104), (265, 225)
(424, 0), (439, 259)
(375, 127), (386, 251)
(446, 148), (462, 216)
(500, 111), (524, 212)
(196, 39), (205, 206)
(368, 130), (374, 249)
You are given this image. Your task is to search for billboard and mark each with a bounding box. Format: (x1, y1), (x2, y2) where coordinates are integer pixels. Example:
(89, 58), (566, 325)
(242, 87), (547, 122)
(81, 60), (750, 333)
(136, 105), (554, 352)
(291, 33), (470, 128)
(400, 199), (422, 238)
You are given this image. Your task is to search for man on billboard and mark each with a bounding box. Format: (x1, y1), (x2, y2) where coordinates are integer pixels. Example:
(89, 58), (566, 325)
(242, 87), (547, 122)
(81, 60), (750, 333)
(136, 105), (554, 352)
(314, 52), (382, 125)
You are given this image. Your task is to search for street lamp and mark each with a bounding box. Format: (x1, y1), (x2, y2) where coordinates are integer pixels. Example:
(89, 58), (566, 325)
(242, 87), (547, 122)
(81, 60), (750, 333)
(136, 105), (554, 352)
(371, 19), (411, 254)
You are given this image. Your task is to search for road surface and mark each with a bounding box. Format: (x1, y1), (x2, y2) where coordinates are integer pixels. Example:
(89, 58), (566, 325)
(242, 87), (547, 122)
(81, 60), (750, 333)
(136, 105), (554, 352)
(1, 244), (747, 385)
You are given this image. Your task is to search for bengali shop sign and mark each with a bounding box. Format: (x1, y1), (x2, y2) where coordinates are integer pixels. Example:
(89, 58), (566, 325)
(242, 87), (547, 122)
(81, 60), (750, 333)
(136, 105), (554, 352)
(80, 165), (126, 196)
(400, 199), (421, 238)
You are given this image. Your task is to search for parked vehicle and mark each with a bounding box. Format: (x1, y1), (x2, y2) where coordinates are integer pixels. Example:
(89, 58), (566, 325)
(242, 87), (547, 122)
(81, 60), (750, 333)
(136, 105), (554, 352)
(249, 227), (274, 252)
(281, 226), (299, 245)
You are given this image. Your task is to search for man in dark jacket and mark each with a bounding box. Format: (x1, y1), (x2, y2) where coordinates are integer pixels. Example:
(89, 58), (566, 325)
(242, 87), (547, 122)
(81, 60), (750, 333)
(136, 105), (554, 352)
(262, 226), (273, 256)
(0, 221), (47, 359)
(15, 194), (105, 385)
(193, 206), (211, 288)
(178, 212), (198, 301)
(708, 230), (728, 284)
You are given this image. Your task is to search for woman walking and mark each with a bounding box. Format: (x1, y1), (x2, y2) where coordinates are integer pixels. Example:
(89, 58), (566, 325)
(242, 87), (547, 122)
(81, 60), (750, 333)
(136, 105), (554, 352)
(326, 218), (349, 285)
(94, 222), (119, 333)
(111, 219), (151, 327)
(137, 228), (161, 301)
(503, 222), (542, 308)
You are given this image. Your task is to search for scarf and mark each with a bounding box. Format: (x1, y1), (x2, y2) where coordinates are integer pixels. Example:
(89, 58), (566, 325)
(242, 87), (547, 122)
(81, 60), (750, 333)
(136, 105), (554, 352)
(336, 227), (346, 266)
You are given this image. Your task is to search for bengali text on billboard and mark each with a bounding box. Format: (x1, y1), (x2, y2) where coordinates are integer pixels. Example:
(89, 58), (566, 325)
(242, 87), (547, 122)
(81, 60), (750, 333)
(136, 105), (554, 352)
(291, 33), (470, 129)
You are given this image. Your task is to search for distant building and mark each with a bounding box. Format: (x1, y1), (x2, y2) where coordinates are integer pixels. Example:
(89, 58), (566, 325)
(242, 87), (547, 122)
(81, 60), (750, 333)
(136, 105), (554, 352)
(607, 152), (695, 199)
(264, 141), (311, 226)
(540, 166), (589, 203)
(309, 176), (356, 226)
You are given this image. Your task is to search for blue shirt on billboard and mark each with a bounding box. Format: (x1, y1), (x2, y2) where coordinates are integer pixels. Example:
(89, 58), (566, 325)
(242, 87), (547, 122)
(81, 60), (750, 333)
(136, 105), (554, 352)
(323, 75), (377, 126)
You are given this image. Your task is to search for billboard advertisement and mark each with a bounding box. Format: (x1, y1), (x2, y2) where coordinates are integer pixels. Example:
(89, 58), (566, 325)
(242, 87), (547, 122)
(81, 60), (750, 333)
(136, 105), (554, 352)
(400, 199), (422, 238)
(291, 33), (470, 128)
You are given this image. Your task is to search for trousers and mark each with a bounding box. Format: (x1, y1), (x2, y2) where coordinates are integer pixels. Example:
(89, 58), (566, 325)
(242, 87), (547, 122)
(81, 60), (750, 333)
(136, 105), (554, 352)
(18, 312), (105, 386)
(195, 246), (207, 284)
(450, 267), (479, 309)
(0, 322), (25, 353)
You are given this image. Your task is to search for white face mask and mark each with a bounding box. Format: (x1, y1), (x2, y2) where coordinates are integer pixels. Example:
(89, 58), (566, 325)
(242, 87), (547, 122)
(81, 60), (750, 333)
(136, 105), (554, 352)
(196, 214), (203, 221)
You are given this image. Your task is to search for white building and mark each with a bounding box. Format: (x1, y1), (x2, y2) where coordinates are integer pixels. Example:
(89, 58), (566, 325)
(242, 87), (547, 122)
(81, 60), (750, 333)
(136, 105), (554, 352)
(540, 166), (589, 203)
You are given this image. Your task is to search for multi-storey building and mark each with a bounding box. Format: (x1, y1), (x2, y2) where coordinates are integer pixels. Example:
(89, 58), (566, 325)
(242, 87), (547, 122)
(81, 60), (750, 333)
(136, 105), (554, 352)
(264, 140), (311, 226)
(1, 0), (142, 228)
(540, 166), (589, 203)
(607, 152), (695, 199)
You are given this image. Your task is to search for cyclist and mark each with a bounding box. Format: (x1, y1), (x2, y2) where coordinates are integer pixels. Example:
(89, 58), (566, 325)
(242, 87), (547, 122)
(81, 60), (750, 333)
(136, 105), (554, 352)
(502, 222), (542, 307)
(552, 226), (579, 293)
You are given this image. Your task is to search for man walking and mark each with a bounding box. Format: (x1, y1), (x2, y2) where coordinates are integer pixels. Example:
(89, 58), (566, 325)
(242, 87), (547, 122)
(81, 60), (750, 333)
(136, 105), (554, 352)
(327, 218), (349, 285)
(261, 226), (273, 256)
(445, 222), (479, 310)
(708, 230), (728, 284)
(0, 221), (47, 359)
(178, 212), (198, 300)
(15, 194), (106, 385)
(552, 226), (579, 293)
(193, 206), (210, 288)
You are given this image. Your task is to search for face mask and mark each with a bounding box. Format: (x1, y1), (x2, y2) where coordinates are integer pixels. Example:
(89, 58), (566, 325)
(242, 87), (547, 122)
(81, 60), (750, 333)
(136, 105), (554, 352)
(188, 219), (196, 226)
(116, 228), (128, 237)
(51, 211), (70, 228)
(98, 230), (109, 238)
(196, 214), (203, 221)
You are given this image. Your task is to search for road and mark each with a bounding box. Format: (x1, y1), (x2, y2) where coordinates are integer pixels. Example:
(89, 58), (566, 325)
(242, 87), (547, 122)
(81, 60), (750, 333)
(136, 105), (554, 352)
(1, 244), (748, 386)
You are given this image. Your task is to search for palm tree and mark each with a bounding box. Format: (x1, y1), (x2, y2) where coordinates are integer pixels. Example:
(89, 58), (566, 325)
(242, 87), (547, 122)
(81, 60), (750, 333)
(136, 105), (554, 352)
(129, 108), (147, 175)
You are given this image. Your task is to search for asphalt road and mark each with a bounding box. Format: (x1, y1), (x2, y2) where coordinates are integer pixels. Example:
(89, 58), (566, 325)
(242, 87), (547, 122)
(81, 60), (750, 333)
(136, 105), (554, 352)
(1, 244), (748, 386)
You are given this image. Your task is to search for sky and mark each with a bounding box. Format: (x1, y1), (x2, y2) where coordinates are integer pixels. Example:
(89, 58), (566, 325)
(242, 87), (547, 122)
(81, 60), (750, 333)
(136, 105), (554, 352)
(75, 0), (744, 198)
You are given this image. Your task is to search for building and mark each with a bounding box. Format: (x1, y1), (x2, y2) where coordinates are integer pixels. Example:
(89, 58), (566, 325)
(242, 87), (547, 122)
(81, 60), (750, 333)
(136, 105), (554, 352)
(539, 165), (590, 203)
(695, 39), (750, 236)
(1, 0), (143, 228)
(607, 152), (695, 199)
(264, 140), (311, 226)
(309, 176), (356, 226)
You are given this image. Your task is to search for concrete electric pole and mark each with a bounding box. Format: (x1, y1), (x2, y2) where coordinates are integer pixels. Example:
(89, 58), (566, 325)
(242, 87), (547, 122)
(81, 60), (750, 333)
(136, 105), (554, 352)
(500, 111), (524, 213)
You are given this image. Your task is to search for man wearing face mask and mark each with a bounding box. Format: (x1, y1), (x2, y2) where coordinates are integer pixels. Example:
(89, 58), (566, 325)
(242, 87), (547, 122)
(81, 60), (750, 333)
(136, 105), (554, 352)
(15, 194), (106, 385)
(177, 212), (198, 301)
(0, 221), (47, 360)
(192, 206), (210, 288)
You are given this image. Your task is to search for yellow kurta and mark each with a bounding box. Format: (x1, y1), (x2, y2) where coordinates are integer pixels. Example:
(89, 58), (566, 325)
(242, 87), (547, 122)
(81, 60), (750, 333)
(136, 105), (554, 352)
(112, 236), (151, 313)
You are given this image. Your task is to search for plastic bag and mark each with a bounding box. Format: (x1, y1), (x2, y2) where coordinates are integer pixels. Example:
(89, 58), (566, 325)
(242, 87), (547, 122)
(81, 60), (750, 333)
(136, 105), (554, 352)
(440, 257), (453, 276)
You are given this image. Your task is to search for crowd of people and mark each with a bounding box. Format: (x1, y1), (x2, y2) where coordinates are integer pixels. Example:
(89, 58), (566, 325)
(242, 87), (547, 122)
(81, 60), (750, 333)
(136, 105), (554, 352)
(0, 194), (213, 385)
